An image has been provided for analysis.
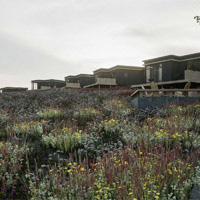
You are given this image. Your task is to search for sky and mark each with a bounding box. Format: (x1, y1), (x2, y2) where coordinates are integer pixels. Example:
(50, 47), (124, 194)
(0, 0), (200, 88)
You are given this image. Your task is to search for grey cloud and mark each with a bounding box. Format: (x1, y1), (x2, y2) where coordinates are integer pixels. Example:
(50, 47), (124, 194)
(0, 0), (200, 88)
(0, 32), (100, 88)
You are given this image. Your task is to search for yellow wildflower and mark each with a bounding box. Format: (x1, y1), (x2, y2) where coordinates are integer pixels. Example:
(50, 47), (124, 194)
(80, 167), (85, 171)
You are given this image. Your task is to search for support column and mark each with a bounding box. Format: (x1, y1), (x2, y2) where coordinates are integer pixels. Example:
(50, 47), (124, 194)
(31, 82), (34, 90)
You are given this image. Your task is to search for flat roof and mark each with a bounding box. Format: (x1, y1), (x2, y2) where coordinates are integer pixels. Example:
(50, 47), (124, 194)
(0, 87), (28, 90)
(93, 65), (143, 74)
(65, 74), (94, 79)
(143, 52), (200, 65)
(32, 79), (65, 83)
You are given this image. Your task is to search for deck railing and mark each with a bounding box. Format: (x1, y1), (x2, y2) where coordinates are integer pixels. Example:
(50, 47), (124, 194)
(66, 82), (80, 88)
(96, 78), (117, 85)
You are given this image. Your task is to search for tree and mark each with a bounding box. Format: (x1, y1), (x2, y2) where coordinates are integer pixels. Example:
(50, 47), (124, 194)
(194, 16), (200, 24)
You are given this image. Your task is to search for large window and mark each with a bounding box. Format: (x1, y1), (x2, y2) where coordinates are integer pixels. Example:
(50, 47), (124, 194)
(124, 72), (128, 77)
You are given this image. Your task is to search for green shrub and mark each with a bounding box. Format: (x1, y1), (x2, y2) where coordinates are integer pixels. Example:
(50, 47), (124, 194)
(37, 108), (63, 119)
(42, 128), (88, 153)
(12, 121), (44, 137)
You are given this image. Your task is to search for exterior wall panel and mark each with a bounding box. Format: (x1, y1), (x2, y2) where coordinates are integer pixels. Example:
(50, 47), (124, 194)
(115, 69), (145, 86)
(79, 77), (95, 88)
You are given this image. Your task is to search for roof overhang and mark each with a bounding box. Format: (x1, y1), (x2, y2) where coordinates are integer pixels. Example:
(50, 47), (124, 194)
(65, 74), (94, 79)
(143, 52), (200, 65)
(31, 79), (65, 83)
(93, 65), (143, 74)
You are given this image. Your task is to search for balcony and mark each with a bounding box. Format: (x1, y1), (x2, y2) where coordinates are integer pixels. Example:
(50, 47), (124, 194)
(96, 77), (117, 85)
(66, 82), (80, 88)
(40, 86), (51, 90)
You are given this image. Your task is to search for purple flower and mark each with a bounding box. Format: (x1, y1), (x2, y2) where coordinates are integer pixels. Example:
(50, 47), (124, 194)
(11, 189), (16, 194)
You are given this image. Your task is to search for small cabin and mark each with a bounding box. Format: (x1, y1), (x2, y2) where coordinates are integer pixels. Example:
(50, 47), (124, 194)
(65, 74), (95, 88)
(31, 79), (66, 90)
(85, 65), (145, 88)
(0, 87), (28, 93)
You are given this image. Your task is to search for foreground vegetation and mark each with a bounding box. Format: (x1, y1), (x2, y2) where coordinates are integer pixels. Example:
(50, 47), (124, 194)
(0, 89), (200, 200)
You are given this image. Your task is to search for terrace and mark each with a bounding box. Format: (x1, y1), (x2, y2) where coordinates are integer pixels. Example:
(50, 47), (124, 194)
(131, 70), (200, 89)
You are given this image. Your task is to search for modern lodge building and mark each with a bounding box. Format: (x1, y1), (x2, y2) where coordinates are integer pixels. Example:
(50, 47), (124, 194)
(132, 52), (200, 89)
(24, 52), (199, 91)
(0, 87), (28, 93)
(65, 74), (95, 88)
(85, 65), (145, 88)
(31, 79), (66, 90)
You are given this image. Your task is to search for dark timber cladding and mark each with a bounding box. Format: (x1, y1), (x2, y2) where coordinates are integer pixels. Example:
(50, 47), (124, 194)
(31, 79), (66, 90)
(65, 74), (95, 88)
(0, 87), (28, 93)
(85, 65), (145, 88)
(144, 52), (200, 83)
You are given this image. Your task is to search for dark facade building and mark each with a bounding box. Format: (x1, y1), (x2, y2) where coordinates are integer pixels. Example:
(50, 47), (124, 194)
(31, 79), (66, 90)
(144, 52), (200, 83)
(65, 74), (95, 88)
(85, 65), (145, 88)
(0, 87), (28, 93)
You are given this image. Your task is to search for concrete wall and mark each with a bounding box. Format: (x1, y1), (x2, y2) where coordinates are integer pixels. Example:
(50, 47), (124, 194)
(66, 83), (80, 88)
(185, 70), (200, 82)
(131, 97), (200, 110)
(96, 77), (117, 85)
(41, 86), (51, 90)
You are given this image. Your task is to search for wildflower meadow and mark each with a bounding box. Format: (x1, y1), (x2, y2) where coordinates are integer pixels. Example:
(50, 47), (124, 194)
(0, 89), (200, 200)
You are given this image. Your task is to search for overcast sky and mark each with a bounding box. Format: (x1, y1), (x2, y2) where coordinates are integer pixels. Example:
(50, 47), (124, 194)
(0, 0), (200, 88)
